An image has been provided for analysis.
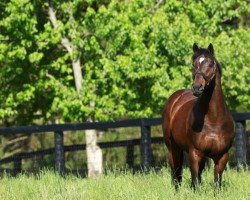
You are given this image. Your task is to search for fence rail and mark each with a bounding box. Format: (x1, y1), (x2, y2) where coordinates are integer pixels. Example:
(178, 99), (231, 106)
(0, 112), (249, 175)
(0, 118), (163, 135)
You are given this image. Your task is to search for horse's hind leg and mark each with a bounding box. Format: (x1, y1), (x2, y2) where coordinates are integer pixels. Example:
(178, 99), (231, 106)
(166, 138), (183, 189)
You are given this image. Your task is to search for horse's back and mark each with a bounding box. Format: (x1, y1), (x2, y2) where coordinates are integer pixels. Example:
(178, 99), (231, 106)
(162, 89), (196, 144)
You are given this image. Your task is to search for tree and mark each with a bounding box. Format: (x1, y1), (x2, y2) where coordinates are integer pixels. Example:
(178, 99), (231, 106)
(0, 0), (249, 172)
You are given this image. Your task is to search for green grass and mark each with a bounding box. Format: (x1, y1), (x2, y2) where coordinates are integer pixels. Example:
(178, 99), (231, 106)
(0, 167), (249, 200)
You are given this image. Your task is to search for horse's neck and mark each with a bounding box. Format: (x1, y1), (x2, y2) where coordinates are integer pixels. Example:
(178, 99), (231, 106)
(198, 73), (226, 123)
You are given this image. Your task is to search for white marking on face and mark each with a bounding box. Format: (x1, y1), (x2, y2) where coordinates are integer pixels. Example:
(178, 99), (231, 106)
(199, 57), (205, 64)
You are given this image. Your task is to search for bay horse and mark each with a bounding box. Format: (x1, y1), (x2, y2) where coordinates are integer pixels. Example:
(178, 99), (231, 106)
(162, 43), (234, 190)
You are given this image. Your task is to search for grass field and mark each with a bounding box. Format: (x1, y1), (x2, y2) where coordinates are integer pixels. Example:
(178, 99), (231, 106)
(0, 167), (249, 200)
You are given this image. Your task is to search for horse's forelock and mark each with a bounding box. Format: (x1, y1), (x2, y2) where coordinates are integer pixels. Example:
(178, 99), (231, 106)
(192, 48), (211, 61)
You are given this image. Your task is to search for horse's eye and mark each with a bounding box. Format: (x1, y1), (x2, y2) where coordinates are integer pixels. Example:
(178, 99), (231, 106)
(204, 61), (212, 68)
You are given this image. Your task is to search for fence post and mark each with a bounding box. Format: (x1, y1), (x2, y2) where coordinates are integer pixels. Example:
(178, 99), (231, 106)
(54, 130), (65, 175)
(235, 121), (247, 167)
(126, 144), (134, 168)
(140, 119), (152, 173)
(13, 154), (22, 176)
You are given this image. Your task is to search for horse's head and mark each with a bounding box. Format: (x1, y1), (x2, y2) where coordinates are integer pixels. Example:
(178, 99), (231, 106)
(191, 43), (218, 97)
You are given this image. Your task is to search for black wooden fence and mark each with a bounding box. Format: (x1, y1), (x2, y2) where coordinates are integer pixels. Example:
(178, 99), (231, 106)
(0, 112), (249, 175)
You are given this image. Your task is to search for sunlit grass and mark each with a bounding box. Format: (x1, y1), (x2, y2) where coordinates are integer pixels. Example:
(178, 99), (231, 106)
(0, 167), (249, 200)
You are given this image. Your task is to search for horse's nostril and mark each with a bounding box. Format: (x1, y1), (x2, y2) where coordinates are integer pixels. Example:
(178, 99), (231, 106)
(192, 83), (202, 91)
(199, 87), (204, 91)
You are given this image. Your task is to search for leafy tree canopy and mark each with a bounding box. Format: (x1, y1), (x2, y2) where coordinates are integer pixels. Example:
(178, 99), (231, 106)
(0, 0), (249, 125)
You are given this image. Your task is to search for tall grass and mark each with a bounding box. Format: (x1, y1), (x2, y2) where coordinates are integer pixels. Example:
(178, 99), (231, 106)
(0, 167), (249, 200)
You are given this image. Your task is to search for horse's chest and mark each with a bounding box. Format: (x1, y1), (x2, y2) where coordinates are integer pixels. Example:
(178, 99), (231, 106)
(192, 126), (230, 155)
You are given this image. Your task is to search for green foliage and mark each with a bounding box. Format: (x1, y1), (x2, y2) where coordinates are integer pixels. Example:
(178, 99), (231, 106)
(0, 0), (249, 125)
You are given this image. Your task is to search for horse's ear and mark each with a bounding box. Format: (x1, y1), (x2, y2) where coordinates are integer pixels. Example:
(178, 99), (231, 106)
(193, 43), (199, 53)
(207, 43), (214, 55)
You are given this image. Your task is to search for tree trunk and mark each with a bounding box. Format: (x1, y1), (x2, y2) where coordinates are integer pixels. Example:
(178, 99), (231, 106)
(85, 129), (103, 178)
(48, 0), (102, 177)
(72, 59), (82, 93)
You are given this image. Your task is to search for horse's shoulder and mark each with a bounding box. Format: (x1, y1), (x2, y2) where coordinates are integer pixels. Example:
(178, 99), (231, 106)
(163, 89), (196, 117)
(169, 89), (196, 105)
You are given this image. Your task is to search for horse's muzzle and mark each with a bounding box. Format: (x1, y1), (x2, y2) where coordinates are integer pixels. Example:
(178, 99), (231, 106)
(192, 83), (204, 97)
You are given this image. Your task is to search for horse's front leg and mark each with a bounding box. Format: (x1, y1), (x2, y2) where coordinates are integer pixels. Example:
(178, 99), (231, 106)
(214, 152), (229, 189)
(189, 149), (204, 191)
